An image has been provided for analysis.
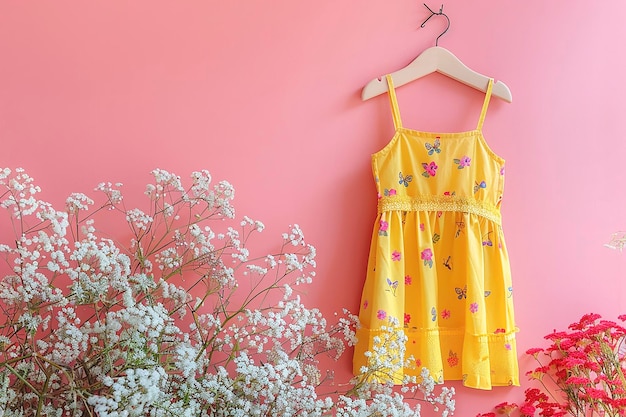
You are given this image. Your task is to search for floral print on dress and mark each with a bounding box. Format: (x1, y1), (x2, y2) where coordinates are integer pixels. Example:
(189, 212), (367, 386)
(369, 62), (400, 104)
(404, 313), (411, 325)
(421, 162), (438, 178)
(441, 309), (451, 319)
(453, 155), (471, 169)
(447, 350), (459, 367)
(377, 310), (387, 320)
(379, 220), (389, 236)
(404, 275), (412, 285)
(470, 302), (479, 314)
(384, 188), (397, 197)
(391, 250), (401, 262)
(482, 231), (493, 247)
(421, 248), (433, 268)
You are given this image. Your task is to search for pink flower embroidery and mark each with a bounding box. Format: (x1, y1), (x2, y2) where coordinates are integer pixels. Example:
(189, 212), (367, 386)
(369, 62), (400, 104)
(505, 343), (512, 351)
(454, 155), (471, 169)
(391, 250), (401, 262)
(404, 313), (411, 325)
(419, 223), (425, 231)
(404, 275), (412, 285)
(421, 161), (438, 178)
(363, 300), (368, 310)
(441, 309), (451, 319)
(379, 220), (389, 236)
(377, 309), (387, 320)
(421, 248), (433, 268)
(470, 302), (479, 313)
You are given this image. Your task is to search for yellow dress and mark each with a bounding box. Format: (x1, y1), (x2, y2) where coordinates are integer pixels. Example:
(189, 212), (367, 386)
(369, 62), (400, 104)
(353, 76), (519, 390)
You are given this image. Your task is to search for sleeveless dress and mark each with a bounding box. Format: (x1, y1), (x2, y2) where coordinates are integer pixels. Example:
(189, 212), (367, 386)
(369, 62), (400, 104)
(353, 75), (519, 390)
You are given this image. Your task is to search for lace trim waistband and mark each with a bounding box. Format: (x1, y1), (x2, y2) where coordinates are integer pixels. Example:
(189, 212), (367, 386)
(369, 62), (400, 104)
(378, 195), (501, 224)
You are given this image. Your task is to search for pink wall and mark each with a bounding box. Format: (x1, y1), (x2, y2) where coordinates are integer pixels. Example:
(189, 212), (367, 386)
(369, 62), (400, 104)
(2, 1), (626, 414)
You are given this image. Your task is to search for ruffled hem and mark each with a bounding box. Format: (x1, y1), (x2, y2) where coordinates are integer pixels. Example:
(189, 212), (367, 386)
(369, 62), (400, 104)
(353, 326), (520, 390)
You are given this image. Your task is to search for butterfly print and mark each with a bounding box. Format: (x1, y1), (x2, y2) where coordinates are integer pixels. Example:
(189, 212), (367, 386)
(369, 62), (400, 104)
(455, 285), (467, 300)
(398, 171), (413, 187)
(474, 180), (487, 193)
(443, 256), (452, 270)
(425, 137), (441, 155)
(431, 306), (437, 322)
(386, 277), (399, 296)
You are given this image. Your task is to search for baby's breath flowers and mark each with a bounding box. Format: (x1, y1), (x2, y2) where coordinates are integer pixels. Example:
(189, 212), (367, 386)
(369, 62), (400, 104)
(0, 167), (454, 417)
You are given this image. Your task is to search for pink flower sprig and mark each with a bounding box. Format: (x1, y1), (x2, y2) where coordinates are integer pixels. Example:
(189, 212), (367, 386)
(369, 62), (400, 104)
(481, 313), (626, 417)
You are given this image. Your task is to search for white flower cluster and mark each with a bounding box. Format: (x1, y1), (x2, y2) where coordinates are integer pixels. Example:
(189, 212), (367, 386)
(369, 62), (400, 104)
(0, 168), (454, 417)
(95, 181), (123, 207)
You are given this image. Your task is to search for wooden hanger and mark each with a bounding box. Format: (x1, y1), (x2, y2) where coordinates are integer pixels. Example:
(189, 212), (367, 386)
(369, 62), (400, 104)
(361, 4), (512, 103)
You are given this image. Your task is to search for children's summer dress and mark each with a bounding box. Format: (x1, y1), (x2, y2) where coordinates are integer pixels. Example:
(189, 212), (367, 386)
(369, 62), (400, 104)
(353, 75), (519, 390)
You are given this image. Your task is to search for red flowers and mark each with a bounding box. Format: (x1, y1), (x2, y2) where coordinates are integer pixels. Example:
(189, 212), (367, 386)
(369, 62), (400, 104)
(447, 350), (459, 367)
(481, 313), (626, 417)
(525, 347), (542, 356)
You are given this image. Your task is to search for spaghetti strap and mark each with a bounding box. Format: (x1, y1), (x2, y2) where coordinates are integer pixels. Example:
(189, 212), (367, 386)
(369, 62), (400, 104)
(477, 78), (494, 131)
(385, 75), (403, 129)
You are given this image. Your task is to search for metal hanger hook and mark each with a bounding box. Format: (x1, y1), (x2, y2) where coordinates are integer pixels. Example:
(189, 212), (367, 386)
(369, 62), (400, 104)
(420, 3), (450, 47)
